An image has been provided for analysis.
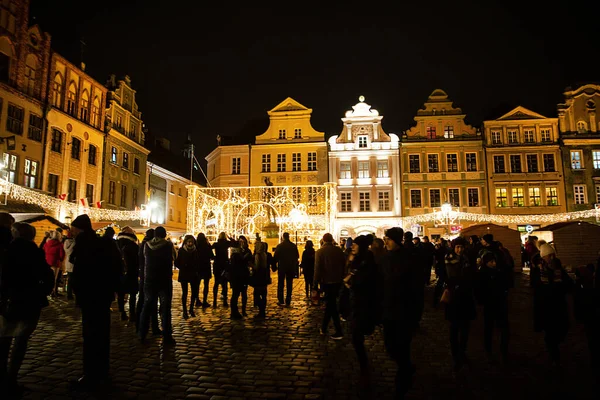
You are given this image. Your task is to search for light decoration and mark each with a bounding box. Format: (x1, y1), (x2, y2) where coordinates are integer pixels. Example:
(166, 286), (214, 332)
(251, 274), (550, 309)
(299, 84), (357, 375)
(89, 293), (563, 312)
(434, 203), (459, 227)
(0, 179), (141, 222)
(187, 183), (337, 243)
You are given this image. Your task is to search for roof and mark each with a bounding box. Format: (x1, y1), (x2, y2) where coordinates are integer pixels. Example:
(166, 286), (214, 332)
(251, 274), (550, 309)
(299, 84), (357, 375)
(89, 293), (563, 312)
(460, 223), (520, 234)
(534, 221), (600, 232)
(12, 214), (69, 230)
(1, 199), (46, 214)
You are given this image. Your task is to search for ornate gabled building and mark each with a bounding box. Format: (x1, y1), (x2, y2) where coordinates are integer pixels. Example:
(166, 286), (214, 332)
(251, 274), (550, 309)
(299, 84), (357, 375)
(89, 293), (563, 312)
(328, 96), (400, 238)
(558, 84), (600, 212)
(0, 0), (51, 201)
(483, 106), (565, 229)
(401, 89), (487, 238)
(102, 74), (150, 210)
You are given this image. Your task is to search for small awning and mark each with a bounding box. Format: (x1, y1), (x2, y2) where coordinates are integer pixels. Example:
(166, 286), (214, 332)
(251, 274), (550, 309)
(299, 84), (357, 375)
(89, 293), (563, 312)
(92, 222), (114, 231)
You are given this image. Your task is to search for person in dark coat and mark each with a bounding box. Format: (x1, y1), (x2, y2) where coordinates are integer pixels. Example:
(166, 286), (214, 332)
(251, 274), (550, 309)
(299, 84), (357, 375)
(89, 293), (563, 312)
(135, 229), (160, 335)
(531, 243), (573, 366)
(228, 235), (253, 319)
(0, 222), (53, 395)
(212, 232), (233, 308)
(574, 261), (600, 369)
(433, 238), (448, 307)
(195, 233), (214, 308)
(301, 240), (315, 298)
(274, 232), (299, 306)
(444, 237), (477, 371)
(477, 251), (511, 363)
(101, 227), (125, 320)
(116, 227), (139, 323)
(175, 235), (200, 319)
(69, 214), (121, 390)
(421, 236), (435, 285)
(250, 240), (271, 319)
(380, 227), (419, 398)
(346, 235), (378, 386)
(404, 231), (426, 329)
(139, 226), (176, 345)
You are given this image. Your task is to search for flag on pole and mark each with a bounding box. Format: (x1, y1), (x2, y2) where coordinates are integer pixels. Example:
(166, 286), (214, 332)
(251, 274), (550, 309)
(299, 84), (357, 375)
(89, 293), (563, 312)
(79, 198), (89, 208)
(58, 194), (67, 201)
(96, 201), (103, 208)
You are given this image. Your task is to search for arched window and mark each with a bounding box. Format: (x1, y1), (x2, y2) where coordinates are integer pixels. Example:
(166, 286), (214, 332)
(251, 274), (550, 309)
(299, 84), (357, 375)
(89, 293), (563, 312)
(52, 73), (63, 107)
(0, 36), (14, 83)
(24, 54), (37, 97)
(80, 90), (89, 122)
(577, 120), (588, 133)
(67, 82), (77, 116)
(91, 96), (100, 128)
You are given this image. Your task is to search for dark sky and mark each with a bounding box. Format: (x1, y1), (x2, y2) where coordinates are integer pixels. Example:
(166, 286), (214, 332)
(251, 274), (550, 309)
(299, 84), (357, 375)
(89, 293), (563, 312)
(30, 0), (599, 164)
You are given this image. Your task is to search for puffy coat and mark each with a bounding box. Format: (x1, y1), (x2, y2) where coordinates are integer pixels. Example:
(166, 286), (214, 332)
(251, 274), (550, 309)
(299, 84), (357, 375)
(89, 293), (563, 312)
(175, 246), (200, 282)
(43, 239), (65, 268)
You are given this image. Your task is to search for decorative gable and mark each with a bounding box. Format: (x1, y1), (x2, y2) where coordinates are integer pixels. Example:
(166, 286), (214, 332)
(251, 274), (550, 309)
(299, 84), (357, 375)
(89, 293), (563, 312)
(268, 97), (310, 114)
(497, 106), (546, 121)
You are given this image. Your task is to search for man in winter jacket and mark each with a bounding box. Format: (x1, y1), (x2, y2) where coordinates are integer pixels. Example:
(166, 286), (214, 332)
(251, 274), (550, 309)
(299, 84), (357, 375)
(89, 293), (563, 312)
(69, 214), (121, 390)
(274, 232), (299, 306)
(116, 227), (139, 323)
(136, 229), (160, 335)
(139, 226), (176, 345)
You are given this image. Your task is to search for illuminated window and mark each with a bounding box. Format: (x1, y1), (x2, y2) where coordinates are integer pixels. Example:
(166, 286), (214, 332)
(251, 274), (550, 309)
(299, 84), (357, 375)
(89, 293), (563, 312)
(262, 154), (271, 172)
(120, 184), (127, 207)
(446, 154), (458, 172)
(510, 155), (522, 173)
(593, 151), (600, 169)
(307, 152), (317, 171)
(110, 147), (117, 164)
(409, 155), (420, 173)
(524, 129), (535, 143)
(429, 189), (441, 207)
(277, 154), (286, 172)
(294, 128), (302, 139)
(377, 160), (389, 177)
(359, 192), (370, 211)
(123, 152), (129, 169)
(426, 126), (436, 139)
(541, 129), (551, 142)
(410, 190), (422, 208)
(512, 187), (524, 207)
(231, 157), (241, 174)
(574, 184), (586, 204)
(546, 187), (558, 206)
(529, 187), (541, 206)
(108, 181), (116, 204)
(23, 159), (38, 188)
(358, 136), (368, 148)
(466, 153), (477, 172)
(427, 154), (439, 172)
(378, 191), (390, 211)
(526, 154), (538, 172)
(491, 131), (502, 144)
(292, 153), (301, 172)
(570, 150), (582, 169)
(496, 188), (507, 207)
(448, 188), (460, 207)
(444, 125), (454, 138)
(70, 137), (81, 160)
(508, 130), (518, 144)
(278, 129), (286, 139)
(2, 153), (16, 183)
(543, 154), (555, 172)
(468, 188), (479, 207)
(340, 192), (351, 212)
(340, 162), (351, 179)
(358, 161), (370, 178)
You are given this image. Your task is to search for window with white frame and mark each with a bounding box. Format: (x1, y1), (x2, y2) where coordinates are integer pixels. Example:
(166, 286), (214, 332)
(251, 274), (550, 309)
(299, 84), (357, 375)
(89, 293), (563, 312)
(466, 153), (477, 172)
(359, 192), (370, 211)
(467, 188), (479, 207)
(377, 160), (389, 177)
(543, 154), (556, 172)
(493, 155), (505, 173)
(307, 152), (317, 171)
(512, 187), (524, 206)
(340, 162), (351, 179)
(292, 152), (301, 171)
(410, 189), (422, 208)
(526, 154), (538, 172)
(541, 129), (551, 142)
(2, 153), (16, 183)
(524, 129), (535, 143)
(496, 188), (507, 207)
(546, 187), (558, 206)
(444, 125), (454, 138)
(574, 184), (586, 204)
(294, 128), (302, 139)
(378, 191), (390, 211)
(508, 130), (518, 144)
(446, 154), (458, 172)
(448, 188), (460, 207)
(571, 150), (582, 169)
(340, 192), (352, 212)
(23, 159), (38, 188)
(409, 154), (420, 173)
(110, 147), (117, 164)
(358, 136), (368, 148)
(231, 157), (241, 174)
(529, 187), (541, 206)
(596, 185), (600, 205)
(428, 154), (439, 172)
(358, 161), (370, 178)
(262, 154), (271, 172)
(491, 131), (502, 144)
(429, 189), (441, 207)
(278, 129), (286, 139)
(277, 154), (286, 172)
(593, 151), (600, 169)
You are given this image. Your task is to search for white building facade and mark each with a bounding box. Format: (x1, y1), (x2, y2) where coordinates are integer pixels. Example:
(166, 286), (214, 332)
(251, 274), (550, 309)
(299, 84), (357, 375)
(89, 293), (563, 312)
(328, 97), (401, 239)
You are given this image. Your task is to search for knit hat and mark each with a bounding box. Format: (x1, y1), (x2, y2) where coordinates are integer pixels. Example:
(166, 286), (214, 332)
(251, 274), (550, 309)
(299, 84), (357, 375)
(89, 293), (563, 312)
(353, 235), (371, 250)
(451, 237), (467, 248)
(539, 243), (556, 258)
(384, 227), (404, 247)
(481, 251), (496, 266)
(482, 233), (494, 244)
(71, 214), (92, 231)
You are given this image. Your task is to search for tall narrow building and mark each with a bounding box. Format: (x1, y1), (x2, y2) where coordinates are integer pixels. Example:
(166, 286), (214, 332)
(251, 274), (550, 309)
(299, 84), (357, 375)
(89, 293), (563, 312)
(328, 96), (401, 238)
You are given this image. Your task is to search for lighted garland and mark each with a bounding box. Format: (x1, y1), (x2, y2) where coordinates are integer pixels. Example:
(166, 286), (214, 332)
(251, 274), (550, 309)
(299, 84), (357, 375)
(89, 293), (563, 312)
(1, 180), (141, 221)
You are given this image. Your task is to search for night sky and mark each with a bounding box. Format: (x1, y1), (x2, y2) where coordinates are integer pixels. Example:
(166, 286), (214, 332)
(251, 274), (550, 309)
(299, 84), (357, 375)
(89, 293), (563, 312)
(30, 0), (599, 164)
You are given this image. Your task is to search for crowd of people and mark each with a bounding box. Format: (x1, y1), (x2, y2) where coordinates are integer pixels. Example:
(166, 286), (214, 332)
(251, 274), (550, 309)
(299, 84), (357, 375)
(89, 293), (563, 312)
(0, 211), (599, 399)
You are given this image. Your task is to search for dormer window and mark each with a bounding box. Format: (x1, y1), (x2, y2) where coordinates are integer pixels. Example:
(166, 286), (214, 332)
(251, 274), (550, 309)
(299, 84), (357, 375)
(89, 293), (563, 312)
(444, 125), (454, 139)
(426, 126), (436, 139)
(278, 129), (286, 139)
(358, 136), (368, 148)
(294, 128), (302, 139)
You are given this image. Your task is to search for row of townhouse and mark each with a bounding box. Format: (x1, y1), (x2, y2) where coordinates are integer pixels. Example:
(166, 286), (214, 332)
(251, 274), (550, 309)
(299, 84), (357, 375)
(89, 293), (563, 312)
(206, 85), (600, 239)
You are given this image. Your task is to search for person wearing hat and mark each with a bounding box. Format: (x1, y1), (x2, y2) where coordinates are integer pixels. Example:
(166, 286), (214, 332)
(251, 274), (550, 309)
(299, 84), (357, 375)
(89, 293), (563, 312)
(531, 243), (573, 366)
(380, 227), (419, 398)
(69, 214), (121, 390)
(477, 249), (511, 364)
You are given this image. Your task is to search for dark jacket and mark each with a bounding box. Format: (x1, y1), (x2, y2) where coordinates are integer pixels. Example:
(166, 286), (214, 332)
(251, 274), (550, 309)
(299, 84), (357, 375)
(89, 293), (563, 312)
(138, 236), (151, 283)
(250, 247), (271, 287)
(348, 251), (378, 334)
(144, 238), (174, 287)
(274, 239), (299, 272)
(229, 246), (252, 284)
(175, 246), (200, 282)
(71, 230), (121, 307)
(116, 232), (139, 294)
(196, 242), (214, 279)
(380, 245), (418, 322)
(314, 242), (346, 284)
(477, 261), (512, 313)
(444, 252), (476, 321)
(1, 238), (53, 320)
(212, 238), (233, 277)
(531, 257), (572, 336)
(301, 248), (315, 280)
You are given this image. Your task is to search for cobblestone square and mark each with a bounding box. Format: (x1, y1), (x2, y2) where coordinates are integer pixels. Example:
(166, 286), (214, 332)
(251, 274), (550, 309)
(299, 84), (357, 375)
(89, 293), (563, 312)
(15, 274), (599, 399)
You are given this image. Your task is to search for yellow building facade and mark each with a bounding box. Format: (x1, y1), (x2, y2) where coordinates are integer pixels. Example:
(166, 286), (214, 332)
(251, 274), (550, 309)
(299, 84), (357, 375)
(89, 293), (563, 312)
(249, 97), (328, 187)
(103, 75), (149, 210)
(42, 53), (107, 218)
(483, 106), (565, 230)
(205, 144), (250, 187)
(401, 89), (487, 238)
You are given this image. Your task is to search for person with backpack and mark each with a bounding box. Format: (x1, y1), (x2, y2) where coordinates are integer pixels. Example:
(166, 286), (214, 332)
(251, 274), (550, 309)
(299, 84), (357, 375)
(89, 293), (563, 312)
(0, 222), (53, 395)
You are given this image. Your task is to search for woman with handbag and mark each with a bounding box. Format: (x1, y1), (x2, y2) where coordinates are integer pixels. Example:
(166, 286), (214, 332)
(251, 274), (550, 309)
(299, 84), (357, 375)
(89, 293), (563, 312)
(444, 237), (477, 372)
(0, 223), (53, 395)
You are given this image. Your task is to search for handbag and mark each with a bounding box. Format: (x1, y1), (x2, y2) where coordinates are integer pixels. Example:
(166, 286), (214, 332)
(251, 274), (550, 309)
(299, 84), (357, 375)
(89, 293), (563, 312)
(440, 288), (452, 304)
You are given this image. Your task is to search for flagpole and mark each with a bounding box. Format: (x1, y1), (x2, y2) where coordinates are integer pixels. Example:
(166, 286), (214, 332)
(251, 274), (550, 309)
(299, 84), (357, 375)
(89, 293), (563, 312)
(189, 142), (194, 185)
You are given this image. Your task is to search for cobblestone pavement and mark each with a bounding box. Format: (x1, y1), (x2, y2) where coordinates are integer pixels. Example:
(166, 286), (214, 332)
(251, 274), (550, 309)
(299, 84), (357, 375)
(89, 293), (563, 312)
(14, 273), (600, 399)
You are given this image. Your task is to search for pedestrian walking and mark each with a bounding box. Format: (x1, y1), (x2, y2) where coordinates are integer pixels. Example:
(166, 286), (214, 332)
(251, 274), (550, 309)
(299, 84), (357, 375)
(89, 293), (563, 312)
(229, 235), (252, 319)
(175, 235), (199, 319)
(43, 230), (65, 297)
(274, 232), (299, 307)
(301, 240), (315, 299)
(250, 240), (271, 319)
(116, 227), (139, 323)
(195, 233), (214, 308)
(212, 232), (233, 307)
(135, 229), (160, 335)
